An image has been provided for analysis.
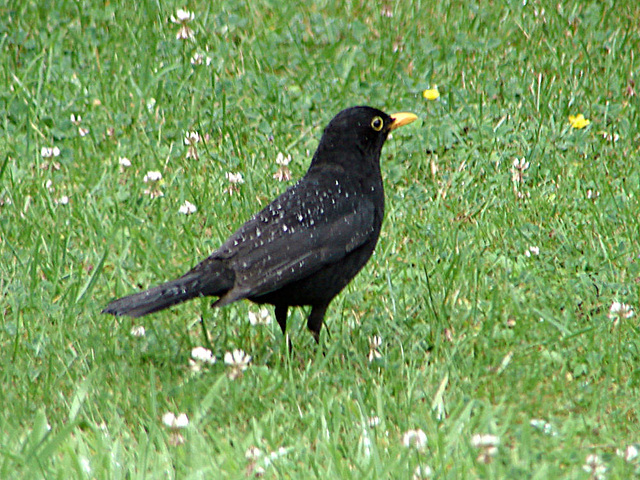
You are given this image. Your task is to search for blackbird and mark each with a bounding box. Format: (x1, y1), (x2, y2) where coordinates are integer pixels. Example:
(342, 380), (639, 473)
(102, 106), (417, 342)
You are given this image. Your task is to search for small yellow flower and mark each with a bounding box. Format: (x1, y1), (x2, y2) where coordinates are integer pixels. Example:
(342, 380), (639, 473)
(569, 114), (590, 129)
(423, 87), (440, 100)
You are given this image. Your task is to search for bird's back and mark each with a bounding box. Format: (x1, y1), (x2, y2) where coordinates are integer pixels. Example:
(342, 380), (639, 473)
(205, 162), (385, 307)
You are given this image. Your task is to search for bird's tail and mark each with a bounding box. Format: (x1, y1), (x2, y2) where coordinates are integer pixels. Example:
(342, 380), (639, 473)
(102, 260), (234, 318)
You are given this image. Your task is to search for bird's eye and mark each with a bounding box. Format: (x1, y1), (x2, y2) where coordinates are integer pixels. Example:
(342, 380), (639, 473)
(371, 116), (384, 131)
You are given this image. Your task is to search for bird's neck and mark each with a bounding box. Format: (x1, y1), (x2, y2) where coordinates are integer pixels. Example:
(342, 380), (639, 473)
(309, 144), (381, 179)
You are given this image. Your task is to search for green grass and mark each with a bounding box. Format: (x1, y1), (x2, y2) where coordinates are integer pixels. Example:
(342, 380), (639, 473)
(1, 0), (639, 478)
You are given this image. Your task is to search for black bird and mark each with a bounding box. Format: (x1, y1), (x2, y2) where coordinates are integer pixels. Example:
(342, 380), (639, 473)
(103, 106), (417, 342)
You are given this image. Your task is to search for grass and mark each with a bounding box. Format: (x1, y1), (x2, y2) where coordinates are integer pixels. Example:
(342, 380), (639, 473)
(1, 0), (639, 478)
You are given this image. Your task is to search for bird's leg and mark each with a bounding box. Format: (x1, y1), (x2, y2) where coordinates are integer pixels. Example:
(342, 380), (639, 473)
(275, 305), (293, 354)
(307, 303), (329, 344)
(198, 315), (213, 351)
(275, 304), (292, 353)
(275, 304), (288, 336)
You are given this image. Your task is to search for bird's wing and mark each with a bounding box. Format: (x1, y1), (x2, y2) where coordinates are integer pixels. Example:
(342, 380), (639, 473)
(209, 179), (377, 304)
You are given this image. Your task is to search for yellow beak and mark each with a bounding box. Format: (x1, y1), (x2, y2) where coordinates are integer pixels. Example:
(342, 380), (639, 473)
(389, 112), (418, 131)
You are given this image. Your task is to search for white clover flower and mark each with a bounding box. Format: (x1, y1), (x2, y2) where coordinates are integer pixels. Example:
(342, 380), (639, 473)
(609, 301), (635, 327)
(191, 346), (215, 364)
(530, 419), (558, 436)
(119, 157), (132, 167)
(183, 131), (201, 159)
(190, 52), (212, 66)
(41, 146), (61, 158)
(170, 9), (195, 40)
(248, 307), (272, 325)
(512, 157), (530, 171)
(534, 7), (546, 17)
(245, 446), (263, 460)
(178, 200), (197, 215)
(130, 325), (146, 337)
(70, 114), (89, 136)
(609, 301), (634, 320)
(57, 195), (70, 205)
(511, 157), (530, 184)
(189, 346), (215, 372)
(359, 426), (372, 458)
(224, 349), (251, 367)
(225, 172), (245, 194)
(225, 172), (245, 184)
(582, 454), (606, 480)
(471, 433), (500, 448)
(275, 152), (292, 166)
(263, 447), (290, 467)
(273, 152), (293, 181)
(413, 465), (433, 479)
(161, 412), (175, 427)
(368, 335), (383, 362)
(171, 8), (194, 23)
(368, 416), (380, 428)
(45, 179), (54, 192)
(143, 171), (164, 198)
(224, 349), (251, 379)
(245, 446), (265, 477)
(617, 445), (639, 462)
(402, 429), (428, 451)
(184, 131), (201, 145)
(79, 456), (91, 475)
(174, 414), (190, 429)
(471, 433), (500, 463)
(162, 412), (189, 429)
(162, 411), (189, 445)
(525, 245), (540, 257)
(586, 189), (600, 200)
(143, 171), (163, 183)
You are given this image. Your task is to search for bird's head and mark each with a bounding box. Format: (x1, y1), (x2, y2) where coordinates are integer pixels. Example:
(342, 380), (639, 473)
(311, 106), (417, 170)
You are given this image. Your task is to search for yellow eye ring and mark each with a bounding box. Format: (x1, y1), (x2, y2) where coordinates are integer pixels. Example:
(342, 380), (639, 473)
(371, 116), (384, 131)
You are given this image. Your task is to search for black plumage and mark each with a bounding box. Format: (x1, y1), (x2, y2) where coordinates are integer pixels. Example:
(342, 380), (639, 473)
(102, 106), (417, 342)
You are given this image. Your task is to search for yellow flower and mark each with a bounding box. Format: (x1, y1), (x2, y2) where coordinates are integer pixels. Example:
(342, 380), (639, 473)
(569, 114), (590, 129)
(423, 87), (440, 100)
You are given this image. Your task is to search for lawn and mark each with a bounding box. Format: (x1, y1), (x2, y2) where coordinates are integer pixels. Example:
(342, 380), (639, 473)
(1, 0), (639, 478)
